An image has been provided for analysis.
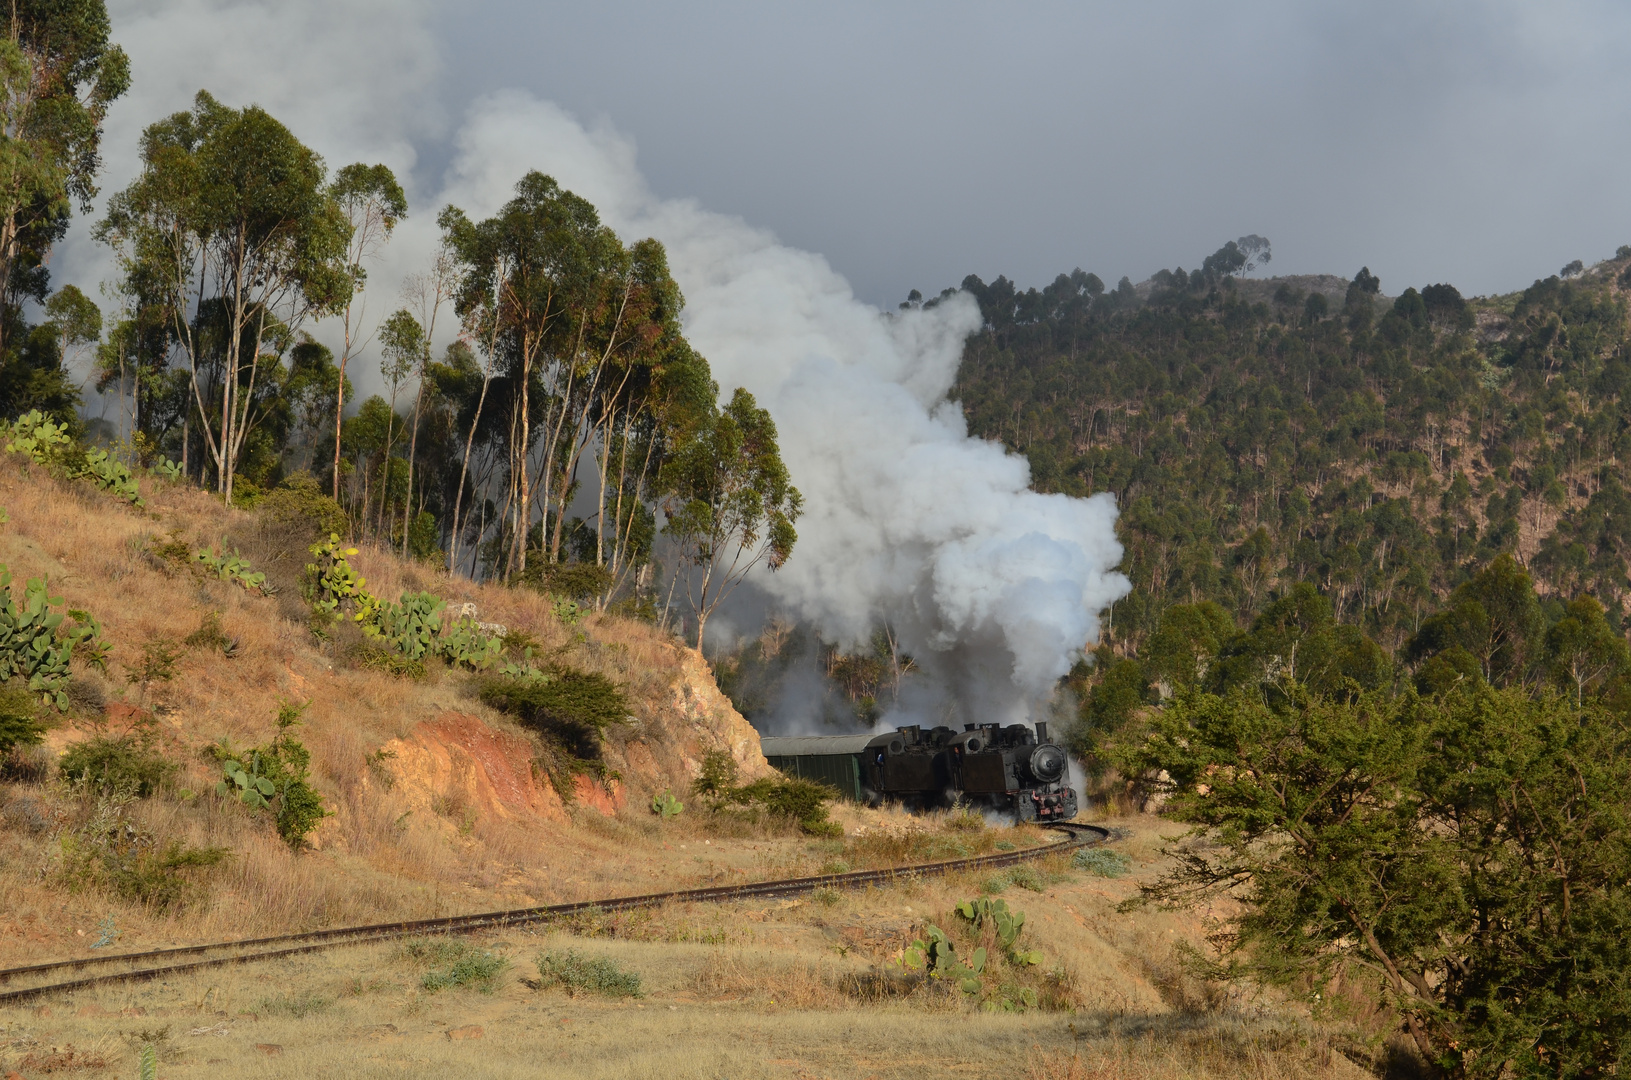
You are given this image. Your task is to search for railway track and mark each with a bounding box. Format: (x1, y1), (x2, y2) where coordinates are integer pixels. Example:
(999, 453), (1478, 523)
(0, 821), (1109, 1006)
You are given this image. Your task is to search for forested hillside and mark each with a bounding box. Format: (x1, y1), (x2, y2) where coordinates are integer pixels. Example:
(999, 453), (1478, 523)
(944, 244), (1631, 657)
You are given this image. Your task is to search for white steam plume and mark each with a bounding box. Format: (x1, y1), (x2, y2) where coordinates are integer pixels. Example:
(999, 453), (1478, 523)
(54, 0), (1131, 724)
(440, 94), (1131, 723)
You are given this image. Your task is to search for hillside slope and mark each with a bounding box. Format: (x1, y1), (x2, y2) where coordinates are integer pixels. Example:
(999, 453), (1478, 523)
(949, 249), (1631, 652)
(0, 454), (770, 961)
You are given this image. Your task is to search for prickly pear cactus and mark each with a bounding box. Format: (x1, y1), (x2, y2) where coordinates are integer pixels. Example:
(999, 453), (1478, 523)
(219, 753), (276, 810)
(370, 591), (446, 659)
(957, 896), (1041, 966)
(0, 569), (82, 709)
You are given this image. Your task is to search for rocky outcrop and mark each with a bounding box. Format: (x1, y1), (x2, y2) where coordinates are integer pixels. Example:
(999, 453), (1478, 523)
(601, 648), (771, 801)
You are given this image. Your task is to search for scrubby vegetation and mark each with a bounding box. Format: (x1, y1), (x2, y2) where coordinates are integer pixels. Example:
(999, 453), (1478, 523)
(691, 748), (841, 837)
(478, 669), (629, 756)
(900, 896), (1071, 1013)
(400, 938), (512, 993)
(210, 702), (329, 849)
(59, 735), (176, 799)
(57, 795), (229, 912)
(0, 679), (44, 758)
(535, 949), (644, 998)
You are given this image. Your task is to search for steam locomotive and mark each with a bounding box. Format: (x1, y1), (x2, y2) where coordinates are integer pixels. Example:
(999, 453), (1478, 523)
(760, 721), (1077, 822)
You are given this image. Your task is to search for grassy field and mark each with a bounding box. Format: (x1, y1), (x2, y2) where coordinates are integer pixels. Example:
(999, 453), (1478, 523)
(0, 814), (1376, 1080)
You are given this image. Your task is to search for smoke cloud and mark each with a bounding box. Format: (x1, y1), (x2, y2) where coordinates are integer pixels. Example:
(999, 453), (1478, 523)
(437, 94), (1131, 722)
(58, 7), (1131, 725)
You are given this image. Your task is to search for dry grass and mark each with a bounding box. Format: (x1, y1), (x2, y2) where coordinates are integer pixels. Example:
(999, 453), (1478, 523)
(0, 456), (768, 958)
(0, 889), (1374, 1080)
(0, 461), (1397, 1077)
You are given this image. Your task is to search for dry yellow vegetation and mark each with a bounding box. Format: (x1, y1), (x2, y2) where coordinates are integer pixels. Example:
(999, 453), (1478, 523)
(0, 460), (1384, 1078)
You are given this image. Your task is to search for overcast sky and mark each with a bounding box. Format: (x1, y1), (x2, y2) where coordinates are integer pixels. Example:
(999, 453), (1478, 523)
(410, 1), (1631, 305)
(67, 0), (1631, 363)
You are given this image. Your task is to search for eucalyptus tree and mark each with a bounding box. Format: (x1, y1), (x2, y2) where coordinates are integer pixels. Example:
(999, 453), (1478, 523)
(97, 91), (354, 504)
(326, 162), (406, 499)
(662, 387), (802, 647)
(442, 172), (689, 582)
(0, 0), (128, 348)
(372, 306), (419, 536)
(43, 283), (99, 378)
(441, 172), (612, 579)
(397, 246), (454, 557)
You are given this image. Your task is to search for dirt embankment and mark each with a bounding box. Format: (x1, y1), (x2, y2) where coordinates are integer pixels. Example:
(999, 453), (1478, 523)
(371, 648), (771, 834)
(0, 453), (784, 948)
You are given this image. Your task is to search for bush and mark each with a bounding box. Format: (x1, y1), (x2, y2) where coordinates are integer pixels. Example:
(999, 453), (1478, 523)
(183, 611), (236, 656)
(1072, 847), (1131, 878)
(58, 796), (229, 911)
(348, 641), (426, 679)
(212, 701), (329, 849)
(519, 560), (613, 602)
(535, 950), (642, 998)
(730, 776), (841, 836)
(0, 679), (44, 757)
(478, 668), (628, 758)
(60, 736), (176, 798)
(691, 752), (840, 837)
(691, 749), (739, 799)
(417, 944), (511, 993)
(256, 473), (348, 546)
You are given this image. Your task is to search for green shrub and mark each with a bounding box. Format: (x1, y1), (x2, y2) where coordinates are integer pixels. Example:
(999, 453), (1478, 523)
(535, 950), (642, 998)
(1071, 847), (1131, 878)
(479, 668), (628, 758)
(212, 701), (329, 849)
(691, 750), (840, 835)
(124, 637), (182, 700)
(0, 679), (44, 756)
(58, 796), (229, 911)
(146, 533), (192, 571)
(419, 945), (511, 993)
(257, 473), (348, 545)
(691, 749), (738, 799)
(59, 736), (176, 798)
(184, 611), (236, 656)
(730, 776), (842, 836)
(518, 560), (612, 601)
(1005, 866), (1046, 892)
(651, 789), (683, 818)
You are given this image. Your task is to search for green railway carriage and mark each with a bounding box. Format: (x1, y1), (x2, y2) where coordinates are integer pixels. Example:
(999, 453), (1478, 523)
(759, 734), (876, 802)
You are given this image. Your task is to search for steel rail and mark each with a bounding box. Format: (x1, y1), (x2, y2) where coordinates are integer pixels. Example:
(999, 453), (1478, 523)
(0, 821), (1108, 1006)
